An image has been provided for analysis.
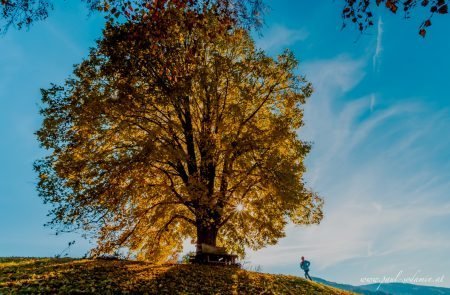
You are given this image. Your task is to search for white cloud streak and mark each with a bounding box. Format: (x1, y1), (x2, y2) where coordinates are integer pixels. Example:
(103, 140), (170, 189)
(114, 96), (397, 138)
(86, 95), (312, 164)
(256, 24), (308, 54)
(373, 17), (384, 71)
(370, 94), (376, 112)
(44, 22), (84, 57)
(246, 55), (450, 286)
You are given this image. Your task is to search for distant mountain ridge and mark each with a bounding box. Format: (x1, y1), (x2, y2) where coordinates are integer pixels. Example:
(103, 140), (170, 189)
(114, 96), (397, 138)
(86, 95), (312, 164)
(314, 277), (450, 295)
(313, 278), (389, 294)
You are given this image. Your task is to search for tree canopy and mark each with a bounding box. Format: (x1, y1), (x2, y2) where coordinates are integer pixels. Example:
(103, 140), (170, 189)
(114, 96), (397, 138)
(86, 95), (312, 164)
(0, 0), (264, 33)
(35, 7), (323, 262)
(1, 0), (448, 36)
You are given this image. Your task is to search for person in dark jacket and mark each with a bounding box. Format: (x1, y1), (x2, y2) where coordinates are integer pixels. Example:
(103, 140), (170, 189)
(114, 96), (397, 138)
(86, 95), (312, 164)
(300, 256), (312, 281)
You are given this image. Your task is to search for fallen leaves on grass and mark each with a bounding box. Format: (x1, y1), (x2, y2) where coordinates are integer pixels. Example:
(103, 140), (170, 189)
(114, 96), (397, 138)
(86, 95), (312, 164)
(0, 258), (351, 294)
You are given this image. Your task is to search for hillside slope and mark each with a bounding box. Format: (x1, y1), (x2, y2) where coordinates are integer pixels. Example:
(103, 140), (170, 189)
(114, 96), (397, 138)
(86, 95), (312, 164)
(0, 257), (351, 294)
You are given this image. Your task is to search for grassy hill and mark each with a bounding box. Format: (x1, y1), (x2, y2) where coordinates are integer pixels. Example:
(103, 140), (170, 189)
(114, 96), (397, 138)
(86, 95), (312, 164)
(0, 257), (352, 294)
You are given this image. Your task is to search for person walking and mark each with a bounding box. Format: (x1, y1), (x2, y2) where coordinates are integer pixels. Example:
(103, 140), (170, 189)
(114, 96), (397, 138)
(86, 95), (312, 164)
(300, 256), (312, 281)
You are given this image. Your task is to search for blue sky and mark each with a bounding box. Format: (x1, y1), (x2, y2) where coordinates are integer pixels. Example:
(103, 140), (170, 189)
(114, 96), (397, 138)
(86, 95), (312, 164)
(1, 0), (450, 288)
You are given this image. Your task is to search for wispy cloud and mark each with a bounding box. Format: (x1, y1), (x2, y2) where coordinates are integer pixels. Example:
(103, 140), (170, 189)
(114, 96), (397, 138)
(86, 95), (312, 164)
(247, 55), (450, 286)
(256, 24), (308, 54)
(373, 17), (384, 71)
(370, 94), (376, 112)
(44, 21), (84, 57)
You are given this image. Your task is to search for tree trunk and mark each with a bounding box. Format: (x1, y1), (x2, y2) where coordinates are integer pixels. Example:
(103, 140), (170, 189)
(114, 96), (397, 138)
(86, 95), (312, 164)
(196, 223), (218, 251)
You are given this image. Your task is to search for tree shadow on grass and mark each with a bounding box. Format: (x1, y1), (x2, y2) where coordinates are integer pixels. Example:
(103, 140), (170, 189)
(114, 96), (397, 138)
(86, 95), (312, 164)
(0, 258), (345, 294)
(0, 258), (240, 294)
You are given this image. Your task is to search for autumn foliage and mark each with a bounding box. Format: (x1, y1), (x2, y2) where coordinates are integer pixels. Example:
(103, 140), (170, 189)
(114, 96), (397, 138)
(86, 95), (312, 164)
(1, 0), (448, 36)
(35, 6), (322, 262)
(0, 0), (264, 33)
(342, 0), (449, 37)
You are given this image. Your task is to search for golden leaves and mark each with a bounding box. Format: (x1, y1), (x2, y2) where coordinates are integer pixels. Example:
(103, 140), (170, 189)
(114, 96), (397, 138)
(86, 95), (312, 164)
(36, 7), (322, 263)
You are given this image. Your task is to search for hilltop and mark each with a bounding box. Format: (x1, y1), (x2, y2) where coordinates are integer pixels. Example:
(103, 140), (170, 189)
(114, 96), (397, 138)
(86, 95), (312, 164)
(0, 257), (351, 294)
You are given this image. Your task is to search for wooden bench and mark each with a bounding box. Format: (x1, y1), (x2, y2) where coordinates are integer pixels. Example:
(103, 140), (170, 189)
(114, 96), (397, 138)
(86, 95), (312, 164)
(189, 243), (239, 266)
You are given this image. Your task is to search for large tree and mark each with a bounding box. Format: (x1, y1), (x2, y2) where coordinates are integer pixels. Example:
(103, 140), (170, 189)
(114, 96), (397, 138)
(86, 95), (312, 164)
(35, 7), (323, 262)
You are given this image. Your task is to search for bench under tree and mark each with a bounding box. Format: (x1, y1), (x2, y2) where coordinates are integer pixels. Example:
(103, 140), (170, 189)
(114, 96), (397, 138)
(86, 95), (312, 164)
(189, 243), (239, 266)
